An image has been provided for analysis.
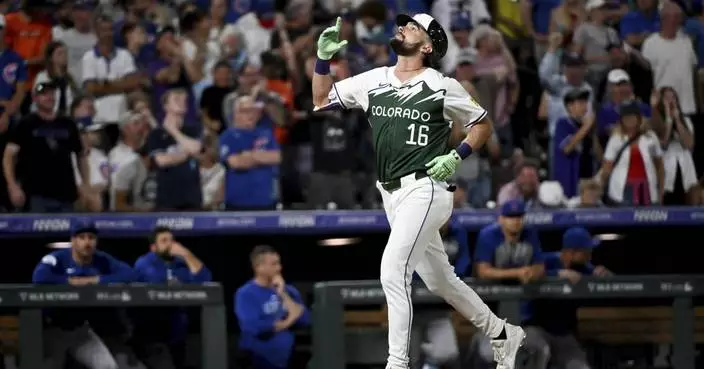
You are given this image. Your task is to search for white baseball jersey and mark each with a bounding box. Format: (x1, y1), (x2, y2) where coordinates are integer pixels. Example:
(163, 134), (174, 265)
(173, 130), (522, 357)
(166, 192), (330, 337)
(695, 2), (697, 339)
(326, 66), (487, 182)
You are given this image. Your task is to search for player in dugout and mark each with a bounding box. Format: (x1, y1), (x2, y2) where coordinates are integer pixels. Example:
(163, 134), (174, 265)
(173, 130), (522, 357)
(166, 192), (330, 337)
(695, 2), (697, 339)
(32, 220), (136, 369)
(235, 245), (311, 369)
(472, 199), (546, 368)
(131, 225), (212, 369)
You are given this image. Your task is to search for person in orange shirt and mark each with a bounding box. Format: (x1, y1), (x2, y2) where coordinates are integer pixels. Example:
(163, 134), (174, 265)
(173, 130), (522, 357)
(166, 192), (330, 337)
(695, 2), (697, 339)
(4, 3), (53, 89)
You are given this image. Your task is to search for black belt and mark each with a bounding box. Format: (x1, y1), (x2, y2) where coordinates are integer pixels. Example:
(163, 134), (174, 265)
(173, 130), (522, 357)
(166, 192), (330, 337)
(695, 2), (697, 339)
(380, 171), (428, 192)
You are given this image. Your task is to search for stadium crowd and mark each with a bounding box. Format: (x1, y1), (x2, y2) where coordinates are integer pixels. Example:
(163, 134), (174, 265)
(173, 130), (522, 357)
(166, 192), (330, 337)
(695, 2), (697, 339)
(0, 0), (702, 213)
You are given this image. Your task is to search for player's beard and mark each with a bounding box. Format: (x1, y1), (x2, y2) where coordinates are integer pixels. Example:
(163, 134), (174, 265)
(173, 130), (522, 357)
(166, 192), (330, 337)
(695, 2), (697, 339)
(389, 38), (423, 57)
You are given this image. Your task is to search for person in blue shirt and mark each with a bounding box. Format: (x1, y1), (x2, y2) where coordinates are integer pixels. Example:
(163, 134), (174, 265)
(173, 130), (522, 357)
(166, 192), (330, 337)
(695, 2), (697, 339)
(132, 226), (212, 369)
(235, 245), (310, 369)
(526, 227), (612, 369)
(472, 199), (546, 368)
(220, 95), (281, 210)
(32, 220), (135, 369)
(596, 69), (651, 148)
(552, 88), (597, 198)
(620, 0), (660, 48)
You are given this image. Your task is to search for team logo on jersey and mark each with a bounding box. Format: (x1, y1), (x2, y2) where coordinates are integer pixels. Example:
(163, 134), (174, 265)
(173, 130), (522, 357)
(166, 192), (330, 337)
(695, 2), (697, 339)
(3, 63), (18, 84)
(100, 161), (117, 180)
(254, 136), (269, 150)
(367, 81), (446, 122)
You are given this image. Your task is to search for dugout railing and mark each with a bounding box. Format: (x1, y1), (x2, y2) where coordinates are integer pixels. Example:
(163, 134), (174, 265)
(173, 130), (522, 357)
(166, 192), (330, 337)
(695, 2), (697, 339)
(0, 283), (228, 369)
(311, 275), (704, 369)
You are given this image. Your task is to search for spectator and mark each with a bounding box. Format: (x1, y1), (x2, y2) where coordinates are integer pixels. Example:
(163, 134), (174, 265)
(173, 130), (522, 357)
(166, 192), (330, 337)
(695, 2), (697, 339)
(53, 1), (96, 84)
(200, 61), (235, 135)
(180, 9), (220, 84)
(232, 0), (277, 66)
(641, 1), (698, 115)
(109, 111), (151, 212)
(114, 0), (159, 49)
(148, 25), (199, 125)
(519, 0), (560, 61)
(600, 41), (653, 103)
(620, 0), (659, 49)
(33, 41), (78, 116)
(199, 133), (225, 210)
(527, 227), (612, 369)
(121, 21), (150, 70)
(32, 220), (134, 369)
(539, 33), (593, 137)
(71, 97), (108, 212)
(82, 14), (142, 125)
(359, 31), (393, 70)
(600, 100), (664, 206)
(224, 62), (287, 133)
(146, 88), (203, 210)
(0, 13), (27, 132)
(235, 245), (310, 369)
(454, 128), (500, 208)
(553, 88), (596, 198)
(566, 178), (605, 208)
(4, 1), (52, 94)
(684, 2), (704, 112)
(471, 26), (518, 152)
(220, 95), (281, 211)
(548, 0), (586, 50)
(595, 69), (652, 149)
(127, 89), (158, 129)
(472, 199), (546, 368)
(573, 0), (620, 87)
(3, 82), (87, 213)
(133, 226), (212, 369)
(208, 0), (230, 44)
(497, 159), (541, 206)
(651, 87), (697, 205)
(218, 25), (248, 73)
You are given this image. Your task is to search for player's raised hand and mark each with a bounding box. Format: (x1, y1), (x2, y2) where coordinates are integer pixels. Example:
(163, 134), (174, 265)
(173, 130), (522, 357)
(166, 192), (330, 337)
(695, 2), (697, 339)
(317, 17), (348, 60)
(425, 150), (462, 181)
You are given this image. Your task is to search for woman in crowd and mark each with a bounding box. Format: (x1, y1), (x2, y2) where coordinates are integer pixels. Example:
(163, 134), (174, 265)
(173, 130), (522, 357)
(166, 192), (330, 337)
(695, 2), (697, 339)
(651, 87), (697, 205)
(33, 41), (77, 116)
(600, 101), (664, 206)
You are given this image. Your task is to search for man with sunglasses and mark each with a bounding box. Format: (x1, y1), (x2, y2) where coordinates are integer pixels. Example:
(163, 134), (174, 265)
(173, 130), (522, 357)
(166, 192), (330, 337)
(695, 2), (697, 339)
(312, 13), (524, 369)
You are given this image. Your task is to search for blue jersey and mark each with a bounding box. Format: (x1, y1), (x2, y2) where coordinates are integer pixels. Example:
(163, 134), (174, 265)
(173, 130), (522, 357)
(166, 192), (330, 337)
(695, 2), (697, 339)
(134, 252), (212, 284)
(32, 249), (136, 285)
(234, 280), (310, 369)
(32, 249), (136, 329)
(447, 218), (471, 277)
(531, 252), (595, 334)
(474, 223), (544, 269)
(220, 126), (279, 208)
(0, 49), (27, 114)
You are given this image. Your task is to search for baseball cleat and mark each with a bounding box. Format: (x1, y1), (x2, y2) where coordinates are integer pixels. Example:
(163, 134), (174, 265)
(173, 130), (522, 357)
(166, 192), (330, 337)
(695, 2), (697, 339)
(490, 322), (526, 369)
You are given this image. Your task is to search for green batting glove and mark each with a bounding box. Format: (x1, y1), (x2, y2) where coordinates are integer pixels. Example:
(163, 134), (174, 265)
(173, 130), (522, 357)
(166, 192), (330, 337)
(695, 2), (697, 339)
(317, 17), (348, 60)
(425, 150), (462, 181)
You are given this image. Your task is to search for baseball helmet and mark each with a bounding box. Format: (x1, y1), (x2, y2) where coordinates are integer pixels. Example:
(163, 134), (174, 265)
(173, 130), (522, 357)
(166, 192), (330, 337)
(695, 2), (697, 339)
(396, 13), (449, 60)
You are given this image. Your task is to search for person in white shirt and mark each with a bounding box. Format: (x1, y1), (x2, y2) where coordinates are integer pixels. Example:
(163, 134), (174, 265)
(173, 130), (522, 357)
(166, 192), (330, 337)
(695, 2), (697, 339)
(82, 14), (143, 124)
(198, 134), (224, 210)
(600, 101), (664, 206)
(33, 41), (78, 115)
(71, 97), (108, 212)
(650, 87), (697, 205)
(108, 111), (151, 212)
(53, 1), (97, 83)
(641, 1), (698, 114)
(180, 9), (221, 84)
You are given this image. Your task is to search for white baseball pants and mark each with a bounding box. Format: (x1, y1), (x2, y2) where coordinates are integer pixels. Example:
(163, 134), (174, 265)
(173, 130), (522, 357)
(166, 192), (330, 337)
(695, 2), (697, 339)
(44, 324), (118, 369)
(377, 174), (505, 369)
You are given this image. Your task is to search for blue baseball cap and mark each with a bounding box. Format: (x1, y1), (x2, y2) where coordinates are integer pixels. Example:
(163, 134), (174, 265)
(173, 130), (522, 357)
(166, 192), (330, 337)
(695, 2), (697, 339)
(500, 199), (526, 217)
(451, 12), (472, 31)
(562, 227), (599, 250)
(71, 220), (98, 237)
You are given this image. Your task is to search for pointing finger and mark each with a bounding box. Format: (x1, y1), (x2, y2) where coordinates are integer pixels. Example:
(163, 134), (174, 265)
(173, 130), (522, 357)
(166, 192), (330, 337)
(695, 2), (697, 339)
(337, 40), (348, 49)
(335, 16), (342, 32)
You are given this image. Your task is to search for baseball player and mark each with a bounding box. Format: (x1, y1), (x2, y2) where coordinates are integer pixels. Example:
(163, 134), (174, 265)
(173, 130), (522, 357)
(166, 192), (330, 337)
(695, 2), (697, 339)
(312, 14), (525, 369)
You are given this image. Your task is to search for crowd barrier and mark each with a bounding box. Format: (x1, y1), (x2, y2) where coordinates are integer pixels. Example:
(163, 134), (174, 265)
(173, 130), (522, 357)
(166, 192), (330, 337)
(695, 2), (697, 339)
(0, 207), (700, 237)
(0, 283), (227, 369)
(312, 275), (704, 369)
